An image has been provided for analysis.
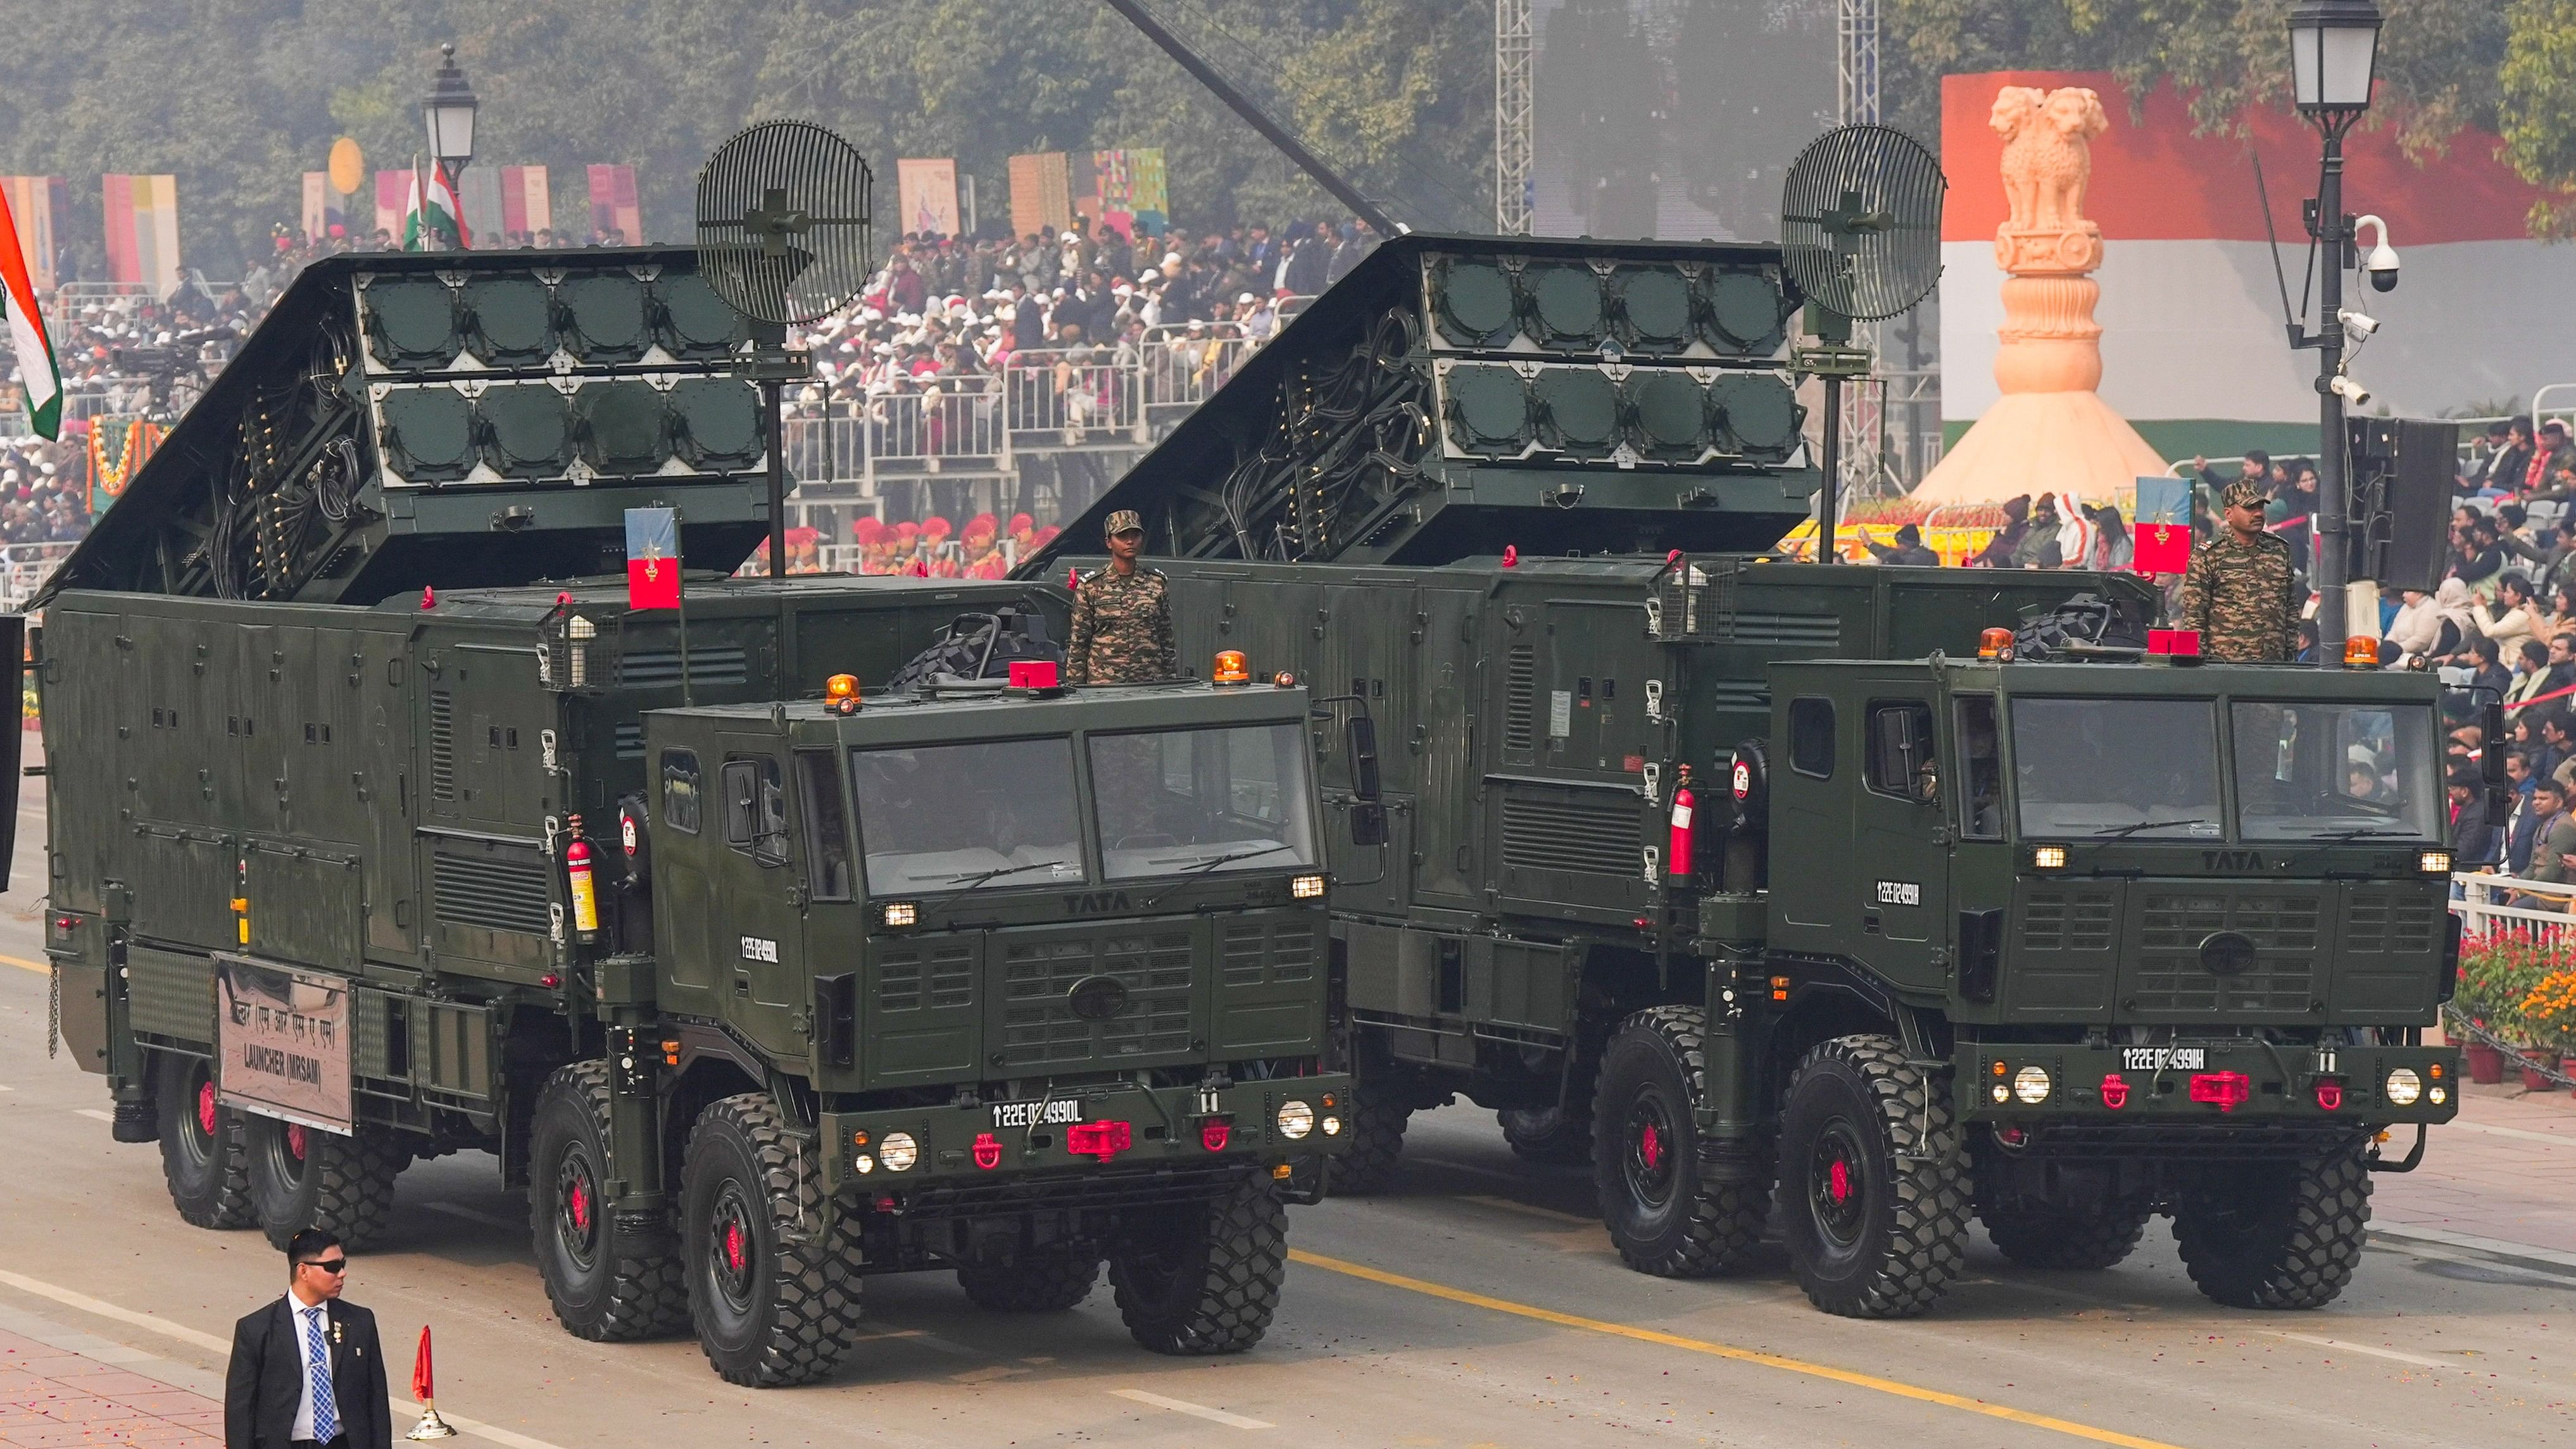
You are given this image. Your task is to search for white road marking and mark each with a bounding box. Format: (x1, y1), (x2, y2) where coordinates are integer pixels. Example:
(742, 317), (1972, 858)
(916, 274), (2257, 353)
(0, 1083), (15, 1090)
(422, 1200), (525, 1231)
(2448, 1120), (2576, 1146)
(74, 1108), (115, 1122)
(1110, 1388), (1274, 1429)
(0, 1265), (572, 1449)
(2267, 1331), (2479, 1372)
(2372, 1222), (2576, 1276)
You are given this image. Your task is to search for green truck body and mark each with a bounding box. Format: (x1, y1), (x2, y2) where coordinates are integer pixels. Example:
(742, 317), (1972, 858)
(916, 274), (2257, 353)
(36, 246), (1352, 1386)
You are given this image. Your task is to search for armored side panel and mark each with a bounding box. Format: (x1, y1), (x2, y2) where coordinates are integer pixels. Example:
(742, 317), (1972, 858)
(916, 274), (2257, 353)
(37, 248), (772, 608)
(1022, 234), (1816, 572)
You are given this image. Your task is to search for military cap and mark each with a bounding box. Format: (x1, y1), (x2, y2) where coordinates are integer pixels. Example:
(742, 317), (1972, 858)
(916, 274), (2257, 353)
(2221, 480), (2267, 510)
(1104, 510), (1145, 537)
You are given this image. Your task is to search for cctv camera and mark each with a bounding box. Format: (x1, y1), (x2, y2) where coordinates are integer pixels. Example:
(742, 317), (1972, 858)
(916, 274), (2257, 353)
(2355, 214), (2399, 294)
(2337, 306), (2378, 339)
(2329, 373), (2372, 407)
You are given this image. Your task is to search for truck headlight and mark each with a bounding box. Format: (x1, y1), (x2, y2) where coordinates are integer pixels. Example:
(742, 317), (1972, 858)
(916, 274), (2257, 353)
(1276, 1100), (1315, 1139)
(1291, 873), (1327, 899)
(881, 901), (918, 928)
(1321, 1115), (1341, 1136)
(2384, 1067), (2422, 1106)
(2012, 1065), (2052, 1104)
(2418, 850), (2451, 875)
(2031, 844), (2068, 870)
(879, 1131), (919, 1171)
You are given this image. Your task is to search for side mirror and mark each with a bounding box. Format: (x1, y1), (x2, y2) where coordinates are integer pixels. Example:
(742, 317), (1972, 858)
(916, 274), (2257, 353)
(1347, 716), (1381, 801)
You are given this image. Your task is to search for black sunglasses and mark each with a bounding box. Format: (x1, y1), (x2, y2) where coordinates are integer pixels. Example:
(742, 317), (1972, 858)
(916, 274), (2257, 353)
(300, 1258), (348, 1274)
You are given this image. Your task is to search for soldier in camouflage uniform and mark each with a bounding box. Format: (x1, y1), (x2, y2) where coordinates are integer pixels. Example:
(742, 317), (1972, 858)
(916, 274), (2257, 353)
(1068, 509), (1179, 684)
(2179, 479), (2298, 662)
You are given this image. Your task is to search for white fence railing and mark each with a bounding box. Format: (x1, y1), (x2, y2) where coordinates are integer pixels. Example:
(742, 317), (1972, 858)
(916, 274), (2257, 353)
(0, 543), (75, 611)
(2451, 871), (2576, 941)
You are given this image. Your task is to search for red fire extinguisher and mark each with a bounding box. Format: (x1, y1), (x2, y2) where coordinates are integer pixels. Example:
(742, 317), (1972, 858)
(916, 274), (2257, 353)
(1668, 764), (1695, 879)
(565, 816), (600, 940)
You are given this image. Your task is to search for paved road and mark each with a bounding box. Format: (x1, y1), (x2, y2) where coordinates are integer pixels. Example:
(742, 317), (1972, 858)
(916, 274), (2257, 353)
(0, 786), (2568, 1448)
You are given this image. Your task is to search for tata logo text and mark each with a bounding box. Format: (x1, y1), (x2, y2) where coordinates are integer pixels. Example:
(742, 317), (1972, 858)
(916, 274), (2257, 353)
(1063, 891), (1134, 915)
(2201, 851), (2286, 872)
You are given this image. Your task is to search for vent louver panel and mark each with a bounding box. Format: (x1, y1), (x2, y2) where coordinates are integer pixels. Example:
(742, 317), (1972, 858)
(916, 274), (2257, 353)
(619, 644), (750, 688)
(1500, 791), (1637, 876)
(428, 691), (456, 801)
(1504, 646), (1536, 754)
(431, 850), (551, 935)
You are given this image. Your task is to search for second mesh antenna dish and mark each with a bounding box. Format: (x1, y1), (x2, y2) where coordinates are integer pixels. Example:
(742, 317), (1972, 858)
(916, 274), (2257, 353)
(1780, 124), (1947, 323)
(695, 119), (876, 326)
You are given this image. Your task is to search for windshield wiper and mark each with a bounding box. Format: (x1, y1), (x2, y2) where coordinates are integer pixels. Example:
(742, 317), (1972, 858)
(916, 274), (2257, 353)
(2306, 827), (2420, 841)
(925, 860), (1066, 904)
(1141, 844), (1304, 906)
(2090, 817), (2213, 838)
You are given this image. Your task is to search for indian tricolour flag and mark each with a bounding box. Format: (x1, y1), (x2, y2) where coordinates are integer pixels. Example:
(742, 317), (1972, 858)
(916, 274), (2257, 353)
(402, 162), (471, 251)
(0, 182), (60, 439)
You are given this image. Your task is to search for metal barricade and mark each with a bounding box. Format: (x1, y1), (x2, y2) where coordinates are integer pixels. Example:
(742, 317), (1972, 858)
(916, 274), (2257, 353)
(0, 543), (76, 611)
(2452, 870), (2576, 941)
(1002, 350), (1142, 444)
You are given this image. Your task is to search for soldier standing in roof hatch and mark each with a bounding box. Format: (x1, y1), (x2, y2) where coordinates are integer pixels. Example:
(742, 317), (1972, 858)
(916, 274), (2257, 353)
(2179, 479), (2298, 663)
(1068, 509), (1178, 684)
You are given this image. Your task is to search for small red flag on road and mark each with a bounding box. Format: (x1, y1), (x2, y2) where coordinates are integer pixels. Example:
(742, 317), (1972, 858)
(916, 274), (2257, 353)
(412, 1324), (434, 1402)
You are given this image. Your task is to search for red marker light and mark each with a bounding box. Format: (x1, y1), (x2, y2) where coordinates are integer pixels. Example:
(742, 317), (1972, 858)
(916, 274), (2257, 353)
(1008, 659), (1059, 689)
(420, 586), (437, 610)
(971, 1132), (1002, 1170)
(2189, 1070), (2252, 1113)
(1065, 1120), (1132, 1160)
(2314, 1079), (2344, 1111)
(1502, 544), (1518, 567)
(2099, 1072), (2130, 1110)
(539, 973), (561, 989)
(1200, 1119), (1231, 1152)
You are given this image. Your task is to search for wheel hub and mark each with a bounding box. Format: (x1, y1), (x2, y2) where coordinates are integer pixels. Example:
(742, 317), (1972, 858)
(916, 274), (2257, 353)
(195, 1080), (218, 1138)
(555, 1149), (601, 1269)
(285, 1124), (308, 1162)
(1622, 1093), (1678, 1209)
(706, 1185), (758, 1314)
(1809, 1121), (1867, 1245)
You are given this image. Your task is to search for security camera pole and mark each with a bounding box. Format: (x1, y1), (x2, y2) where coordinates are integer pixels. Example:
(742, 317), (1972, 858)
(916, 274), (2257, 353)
(2287, 0), (2384, 662)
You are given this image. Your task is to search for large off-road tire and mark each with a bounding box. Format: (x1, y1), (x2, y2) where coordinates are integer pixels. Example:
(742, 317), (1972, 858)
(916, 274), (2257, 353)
(530, 1062), (688, 1341)
(959, 1251), (1101, 1312)
(155, 1053), (253, 1229)
(1498, 1103), (1594, 1166)
(246, 1113), (405, 1251)
(1328, 1095), (1412, 1196)
(1593, 1006), (1772, 1277)
(1981, 1203), (2151, 1271)
(2172, 1145), (2372, 1310)
(680, 1093), (863, 1386)
(1776, 1034), (1970, 1318)
(1107, 1172), (1287, 1355)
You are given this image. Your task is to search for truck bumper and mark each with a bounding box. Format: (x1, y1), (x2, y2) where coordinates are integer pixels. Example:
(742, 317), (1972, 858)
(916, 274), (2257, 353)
(1959, 1042), (2460, 1127)
(817, 1072), (1355, 1199)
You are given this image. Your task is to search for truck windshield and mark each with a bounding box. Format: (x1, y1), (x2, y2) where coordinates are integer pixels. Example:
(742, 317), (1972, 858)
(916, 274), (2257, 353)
(849, 737), (1087, 894)
(2232, 701), (2441, 841)
(1088, 722), (1319, 880)
(2009, 697), (2223, 837)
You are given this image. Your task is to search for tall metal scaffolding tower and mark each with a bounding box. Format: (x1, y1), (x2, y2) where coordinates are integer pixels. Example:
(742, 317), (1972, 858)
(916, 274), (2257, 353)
(1495, 0), (1534, 234)
(1837, 0), (1878, 128)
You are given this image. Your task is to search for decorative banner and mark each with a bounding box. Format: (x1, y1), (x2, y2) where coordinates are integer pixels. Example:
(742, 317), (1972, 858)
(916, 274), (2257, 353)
(2132, 475), (2192, 574)
(625, 506), (681, 610)
(217, 957), (354, 1135)
(1126, 149), (1169, 237)
(0, 177), (63, 291)
(1073, 150), (1167, 241)
(896, 158), (960, 239)
(374, 169), (411, 241)
(1007, 153), (1072, 239)
(87, 417), (164, 511)
(101, 174), (180, 297)
(586, 163), (641, 244)
(499, 165), (551, 237)
(456, 166), (501, 247)
(327, 137), (366, 196)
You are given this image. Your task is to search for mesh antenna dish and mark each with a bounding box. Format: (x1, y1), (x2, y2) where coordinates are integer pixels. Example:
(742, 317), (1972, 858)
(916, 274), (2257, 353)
(1780, 124), (1945, 323)
(695, 120), (875, 326)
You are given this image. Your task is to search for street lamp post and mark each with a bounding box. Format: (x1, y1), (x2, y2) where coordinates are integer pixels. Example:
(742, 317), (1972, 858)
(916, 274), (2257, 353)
(421, 43), (479, 249)
(2288, 0), (2381, 663)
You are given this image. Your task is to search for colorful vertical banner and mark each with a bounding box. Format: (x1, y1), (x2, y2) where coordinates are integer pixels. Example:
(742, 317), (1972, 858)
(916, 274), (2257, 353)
(1073, 151), (1165, 241)
(625, 506), (681, 610)
(375, 170), (411, 241)
(585, 164), (641, 244)
(499, 165), (551, 237)
(101, 174), (180, 297)
(1, 177), (63, 292)
(1126, 149), (1168, 237)
(2132, 475), (2192, 574)
(1007, 153), (1072, 239)
(896, 158), (960, 239)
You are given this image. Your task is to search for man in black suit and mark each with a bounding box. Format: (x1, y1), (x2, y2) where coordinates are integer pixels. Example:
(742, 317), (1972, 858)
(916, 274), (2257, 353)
(225, 1228), (391, 1449)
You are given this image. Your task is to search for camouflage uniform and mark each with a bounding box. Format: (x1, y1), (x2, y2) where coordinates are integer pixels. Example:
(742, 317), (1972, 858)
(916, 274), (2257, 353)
(2179, 487), (2297, 663)
(1067, 567), (1178, 684)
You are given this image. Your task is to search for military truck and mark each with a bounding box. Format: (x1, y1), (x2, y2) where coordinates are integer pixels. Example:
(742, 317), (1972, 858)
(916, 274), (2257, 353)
(1027, 232), (2465, 1317)
(35, 247), (1354, 1385)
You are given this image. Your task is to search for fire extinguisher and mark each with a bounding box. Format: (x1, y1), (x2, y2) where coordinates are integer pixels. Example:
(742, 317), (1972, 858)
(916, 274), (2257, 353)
(565, 815), (600, 940)
(1668, 764), (1695, 880)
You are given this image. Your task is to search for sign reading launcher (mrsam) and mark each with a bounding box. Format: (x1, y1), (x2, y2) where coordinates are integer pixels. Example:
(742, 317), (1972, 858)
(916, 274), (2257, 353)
(216, 957), (353, 1134)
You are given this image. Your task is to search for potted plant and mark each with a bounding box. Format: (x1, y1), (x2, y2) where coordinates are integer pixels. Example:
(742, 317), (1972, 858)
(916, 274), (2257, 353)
(2520, 969), (2576, 1094)
(2451, 932), (2551, 1083)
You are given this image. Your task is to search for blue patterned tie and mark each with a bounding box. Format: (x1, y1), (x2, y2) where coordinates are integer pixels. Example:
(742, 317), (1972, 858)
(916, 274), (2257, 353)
(305, 1307), (338, 1443)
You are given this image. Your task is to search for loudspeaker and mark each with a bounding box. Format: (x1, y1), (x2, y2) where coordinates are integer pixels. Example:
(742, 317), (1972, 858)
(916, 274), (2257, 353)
(2347, 417), (2458, 592)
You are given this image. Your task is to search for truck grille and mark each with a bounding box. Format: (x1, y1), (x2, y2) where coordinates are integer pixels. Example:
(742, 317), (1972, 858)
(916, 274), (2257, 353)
(2133, 889), (2321, 1017)
(877, 940), (975, 1013)
(2342, 888), (2442, 956)
(1221, 917), (1316, 988)
(2018, 887), (2117, 953)
(996, 930), (1195, 1069)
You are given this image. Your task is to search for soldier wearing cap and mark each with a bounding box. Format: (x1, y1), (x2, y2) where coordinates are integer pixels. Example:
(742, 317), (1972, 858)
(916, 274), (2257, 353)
(2179, 479), (2297, 662)
(1068, 510), (1178, 684)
